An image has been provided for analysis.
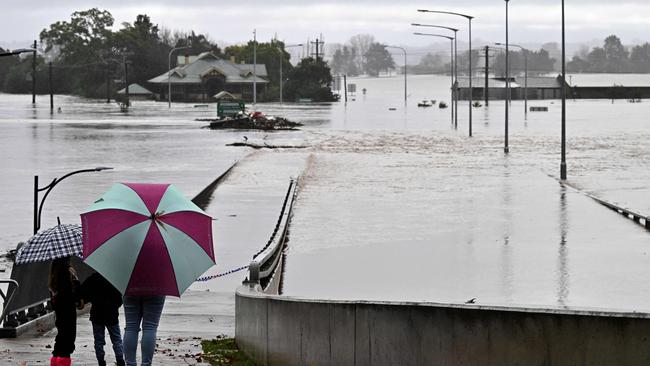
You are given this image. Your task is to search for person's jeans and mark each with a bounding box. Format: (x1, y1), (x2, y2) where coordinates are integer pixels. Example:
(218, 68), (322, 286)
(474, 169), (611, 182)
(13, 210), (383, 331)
(123, 296), (165, 366)
(92, 322), (124, 362)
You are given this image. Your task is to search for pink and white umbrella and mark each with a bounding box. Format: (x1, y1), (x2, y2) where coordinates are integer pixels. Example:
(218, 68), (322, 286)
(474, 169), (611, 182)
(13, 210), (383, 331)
(81, 183), (215, 297)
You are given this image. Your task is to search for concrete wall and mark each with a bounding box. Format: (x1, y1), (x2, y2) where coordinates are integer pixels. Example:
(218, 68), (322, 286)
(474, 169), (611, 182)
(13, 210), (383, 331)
(236, 286), (650, 366)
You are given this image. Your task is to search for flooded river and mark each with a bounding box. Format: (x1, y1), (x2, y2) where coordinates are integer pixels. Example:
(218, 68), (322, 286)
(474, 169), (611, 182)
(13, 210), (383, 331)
(0, 74), (648, 310)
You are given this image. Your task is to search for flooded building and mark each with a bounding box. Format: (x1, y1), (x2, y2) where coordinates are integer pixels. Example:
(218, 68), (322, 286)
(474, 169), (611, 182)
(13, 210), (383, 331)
(148, 52), (268, 102)
(457, 76), (566, 100)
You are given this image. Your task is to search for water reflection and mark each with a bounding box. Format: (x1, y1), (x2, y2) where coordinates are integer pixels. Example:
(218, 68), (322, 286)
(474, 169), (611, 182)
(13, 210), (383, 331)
(557, 185), (570, 306)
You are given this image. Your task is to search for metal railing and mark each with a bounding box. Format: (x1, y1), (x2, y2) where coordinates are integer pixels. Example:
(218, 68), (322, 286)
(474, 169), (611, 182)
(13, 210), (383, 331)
(246, 178), (299, 291)
(0, 280), (19, 327)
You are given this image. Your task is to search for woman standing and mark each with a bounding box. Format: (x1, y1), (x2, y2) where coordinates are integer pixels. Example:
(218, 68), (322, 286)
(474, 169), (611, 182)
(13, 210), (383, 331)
(49, 257), (83, 366)
(122, 296), (166, 366)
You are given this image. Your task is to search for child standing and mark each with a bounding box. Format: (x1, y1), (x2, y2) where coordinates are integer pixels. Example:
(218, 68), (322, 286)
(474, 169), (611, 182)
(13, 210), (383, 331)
(81, 272), (125, 366)
(49, 257), (82, 366)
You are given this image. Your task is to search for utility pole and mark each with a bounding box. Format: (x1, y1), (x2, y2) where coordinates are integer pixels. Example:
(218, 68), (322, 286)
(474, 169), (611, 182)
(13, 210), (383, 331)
(32, 40), (37, 104)
(484, 46), (489, 106)
(311, 39), (323, 61)
(124, 57), (130, 107)
(343, 75), (348, 103)
(49, 62), (53, 113)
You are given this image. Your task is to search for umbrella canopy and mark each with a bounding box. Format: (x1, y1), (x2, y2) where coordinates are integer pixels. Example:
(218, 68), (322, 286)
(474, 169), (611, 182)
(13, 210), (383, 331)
(81, 183), (215, 297)
(15, 224), (83, 264)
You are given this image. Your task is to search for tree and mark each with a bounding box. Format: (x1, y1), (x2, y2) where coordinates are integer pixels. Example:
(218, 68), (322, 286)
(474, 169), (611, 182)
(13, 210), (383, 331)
(283, 57), (337, 102)
(348, 34), (375, 74)
(224, 39), (293, 101)
(630, 43), (650, 73)
(363, 43), (395, 77)
(603, 35), (628, 72)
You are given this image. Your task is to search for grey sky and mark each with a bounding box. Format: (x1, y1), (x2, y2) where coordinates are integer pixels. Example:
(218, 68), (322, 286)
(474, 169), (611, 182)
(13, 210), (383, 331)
(1, 1), (649, 50)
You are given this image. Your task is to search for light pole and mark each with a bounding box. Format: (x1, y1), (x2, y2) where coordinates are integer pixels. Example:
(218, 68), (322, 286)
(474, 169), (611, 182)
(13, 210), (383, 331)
(496, 42), (528, 118)
(278, 44), (303, 104)
(418, 9), (474, 137)
(168, 45), (191, 108)
(386, 45), (408, 104)
(253, 29), (257, 107)
(560, 0), (566, 180)
(413, 33), (455, 122)
(33, 167), (113, 234)
(412, 23), (459, 127)
(504, 0), (510, 154)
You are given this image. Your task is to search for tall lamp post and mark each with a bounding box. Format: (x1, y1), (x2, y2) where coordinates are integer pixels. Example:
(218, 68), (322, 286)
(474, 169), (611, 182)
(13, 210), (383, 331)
(412, 23), (459, 127)
(168, 46), (191, 108)
(33, 167), (113, 234)
(253, 29), (257, 107)
(279, 44), (303, 104)
(560, 0), (566, 180)
(413, 33), (455, 122)
(386, 45), (408, 104)
(418, 9), (474, 137)
(496, 42), (528, 118)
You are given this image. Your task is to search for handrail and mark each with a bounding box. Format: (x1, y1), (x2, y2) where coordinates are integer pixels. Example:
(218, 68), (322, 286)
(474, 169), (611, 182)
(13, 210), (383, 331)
(0, 280), (19, 327)
(247, 178), (299, 288)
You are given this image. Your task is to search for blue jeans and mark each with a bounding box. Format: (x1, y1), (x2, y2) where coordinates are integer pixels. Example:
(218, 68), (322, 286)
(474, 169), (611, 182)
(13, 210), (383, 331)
(92, 322), (124, 362)
(123, 296), (165, 366)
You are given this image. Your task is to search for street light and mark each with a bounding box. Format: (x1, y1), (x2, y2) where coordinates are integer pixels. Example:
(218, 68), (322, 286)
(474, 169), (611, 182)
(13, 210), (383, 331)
(0, 48), (36, 57)
(33, 167), (113, 234)
(386, 45), (408, 104)
(418, 9), (474, 137)
(278, 44), (303, 104)
(496, 42), (528, 118)
(560, 0), (566, 180)
(413, 33), (455, 122)
(168, 45), (191, 108)
(412, 23), (459, 127)
(253, 29), (257, 107)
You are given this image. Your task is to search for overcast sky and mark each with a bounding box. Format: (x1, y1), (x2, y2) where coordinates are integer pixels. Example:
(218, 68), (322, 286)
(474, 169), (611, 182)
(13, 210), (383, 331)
(2, 1), (649, 51)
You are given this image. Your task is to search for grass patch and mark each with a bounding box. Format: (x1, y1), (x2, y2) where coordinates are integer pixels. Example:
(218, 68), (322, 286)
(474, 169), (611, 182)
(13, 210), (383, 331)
(201, 336), (256, 366)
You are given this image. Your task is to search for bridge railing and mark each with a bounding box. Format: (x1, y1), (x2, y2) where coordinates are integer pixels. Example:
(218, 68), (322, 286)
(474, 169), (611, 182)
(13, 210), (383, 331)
(246, 178), (298, 293)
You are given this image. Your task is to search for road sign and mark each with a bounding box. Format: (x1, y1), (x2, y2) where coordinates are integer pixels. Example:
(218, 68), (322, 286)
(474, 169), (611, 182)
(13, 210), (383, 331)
(217, 101), (245, 118)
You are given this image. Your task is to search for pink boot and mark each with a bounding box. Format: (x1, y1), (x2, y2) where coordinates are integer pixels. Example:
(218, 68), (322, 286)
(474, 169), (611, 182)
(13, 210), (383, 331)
(50, 356), (58, 366)
(58, 357), (72, 366)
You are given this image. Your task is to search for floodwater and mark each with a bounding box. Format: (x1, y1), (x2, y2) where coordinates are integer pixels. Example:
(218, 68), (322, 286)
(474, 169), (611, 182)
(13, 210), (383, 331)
(0, 73), (649, 311)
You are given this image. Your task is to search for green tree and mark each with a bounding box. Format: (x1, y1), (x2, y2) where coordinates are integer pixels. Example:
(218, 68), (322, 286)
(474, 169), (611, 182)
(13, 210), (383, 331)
(224, 39), (294, 101)
(630, 43), (650, 73)
(363, 43), (395, 77)
(113, 14), (170, 86)
(603, 35), (628, 72)
(284, 57), (337, 102)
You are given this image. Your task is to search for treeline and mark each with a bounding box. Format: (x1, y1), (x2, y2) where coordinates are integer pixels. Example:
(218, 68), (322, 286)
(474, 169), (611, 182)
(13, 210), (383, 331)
(0, 8), (337, 101)
(492, 48), (556, 76)
(568, 35), (650, 73)
(329, 34), (396, 77)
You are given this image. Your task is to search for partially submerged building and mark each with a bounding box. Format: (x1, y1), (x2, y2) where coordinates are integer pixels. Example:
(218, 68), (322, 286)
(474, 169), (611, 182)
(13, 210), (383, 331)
(117, 83), (154, 100)
(148, 52), (268, 102)
(457, 76), (565, 100)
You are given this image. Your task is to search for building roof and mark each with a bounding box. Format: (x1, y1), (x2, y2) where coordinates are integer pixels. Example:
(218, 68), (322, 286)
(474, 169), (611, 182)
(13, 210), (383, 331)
(149, 52), (269, 85)
(515, 76), (562, 89)
(457, 77), (519, 89)
(117, 83), (153, 95)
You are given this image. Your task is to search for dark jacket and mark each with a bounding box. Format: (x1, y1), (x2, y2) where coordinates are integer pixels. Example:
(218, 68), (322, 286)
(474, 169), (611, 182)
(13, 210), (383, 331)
(80, 273), (123, 326)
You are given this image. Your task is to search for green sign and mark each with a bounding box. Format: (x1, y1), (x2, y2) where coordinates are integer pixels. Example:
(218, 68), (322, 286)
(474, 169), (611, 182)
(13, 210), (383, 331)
(217, 101), (245, 118)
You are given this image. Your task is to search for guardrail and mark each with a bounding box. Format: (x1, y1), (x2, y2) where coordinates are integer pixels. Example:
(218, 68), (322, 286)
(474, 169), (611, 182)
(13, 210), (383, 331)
(588, 194), (649, 230)
(246, 178), (298, 293)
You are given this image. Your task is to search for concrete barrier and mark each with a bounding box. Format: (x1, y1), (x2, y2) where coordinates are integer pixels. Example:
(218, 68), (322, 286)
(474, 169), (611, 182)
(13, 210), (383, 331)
(236, 285), (650, 366)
